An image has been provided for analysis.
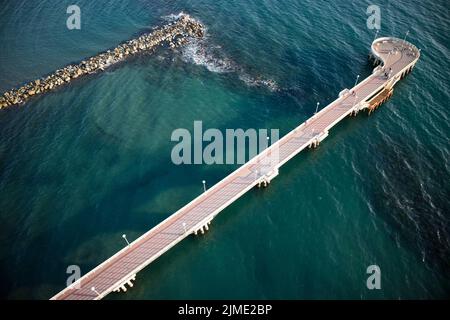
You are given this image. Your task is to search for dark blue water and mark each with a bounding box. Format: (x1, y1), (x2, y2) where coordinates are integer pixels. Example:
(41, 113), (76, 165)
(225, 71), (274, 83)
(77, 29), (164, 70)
(0, 0), (449, 299)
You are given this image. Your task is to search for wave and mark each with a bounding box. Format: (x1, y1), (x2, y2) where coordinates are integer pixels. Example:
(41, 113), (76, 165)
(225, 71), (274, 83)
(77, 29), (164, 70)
(162, 12), (190, 22)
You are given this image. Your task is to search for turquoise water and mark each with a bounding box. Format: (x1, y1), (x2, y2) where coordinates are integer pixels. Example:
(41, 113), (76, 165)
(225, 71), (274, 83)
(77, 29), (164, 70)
(0, 0), (449, 299)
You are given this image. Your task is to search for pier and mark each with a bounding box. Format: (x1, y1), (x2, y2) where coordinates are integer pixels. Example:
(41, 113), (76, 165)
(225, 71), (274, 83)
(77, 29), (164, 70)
(51, 37), (420, 300)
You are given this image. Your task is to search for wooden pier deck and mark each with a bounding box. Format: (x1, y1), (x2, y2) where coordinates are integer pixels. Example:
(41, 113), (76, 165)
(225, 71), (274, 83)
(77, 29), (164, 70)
(51, 37), (420, 300)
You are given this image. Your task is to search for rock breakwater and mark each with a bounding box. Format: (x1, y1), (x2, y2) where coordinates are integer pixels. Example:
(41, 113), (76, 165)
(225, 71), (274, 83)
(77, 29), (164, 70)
(0, 14), (204, 109)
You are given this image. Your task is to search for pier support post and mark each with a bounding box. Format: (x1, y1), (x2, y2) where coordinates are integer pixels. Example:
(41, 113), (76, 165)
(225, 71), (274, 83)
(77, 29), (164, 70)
(194, 221), (212, 236)
(113, 274), (137, 293)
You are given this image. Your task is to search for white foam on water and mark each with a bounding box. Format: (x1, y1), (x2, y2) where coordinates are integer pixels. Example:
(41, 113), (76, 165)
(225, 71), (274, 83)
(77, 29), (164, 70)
(181, 38), (236, 73)
(181, 37), (279, 91)
(239, 74), (280, 92)
(161, 12), (280, 91)
(162, 11), (189, 22)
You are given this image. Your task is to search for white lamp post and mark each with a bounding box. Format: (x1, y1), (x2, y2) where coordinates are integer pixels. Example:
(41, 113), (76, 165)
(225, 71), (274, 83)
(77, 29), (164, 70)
(122, 234), (130, 246)
(354, 74), (360, 88)
(403, 30), (409, 44)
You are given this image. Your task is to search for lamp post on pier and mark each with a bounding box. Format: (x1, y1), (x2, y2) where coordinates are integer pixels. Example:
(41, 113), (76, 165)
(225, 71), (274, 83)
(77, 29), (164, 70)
(403, 30), (409, 44)
(314, 102), (320, 115)
(122, 234), (130, 246)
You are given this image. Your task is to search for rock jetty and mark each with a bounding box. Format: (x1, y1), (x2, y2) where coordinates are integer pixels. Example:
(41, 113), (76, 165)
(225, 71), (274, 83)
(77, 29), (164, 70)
(0, 15), (204, 109)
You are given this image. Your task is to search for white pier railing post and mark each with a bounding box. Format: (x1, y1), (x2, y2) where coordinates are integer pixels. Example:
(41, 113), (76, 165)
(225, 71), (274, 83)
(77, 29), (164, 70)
(354, 74), (360, 88)
(91, 287), (100, 297)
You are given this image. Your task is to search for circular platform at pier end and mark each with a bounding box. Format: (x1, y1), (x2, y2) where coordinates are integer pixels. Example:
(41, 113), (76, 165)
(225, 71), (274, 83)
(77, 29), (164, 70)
(371, 37), (420, 74)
